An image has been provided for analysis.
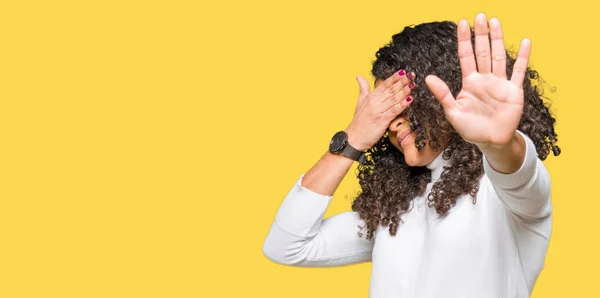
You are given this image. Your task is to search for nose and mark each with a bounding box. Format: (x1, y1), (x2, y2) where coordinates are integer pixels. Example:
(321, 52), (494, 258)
(388, 116), (405, 133)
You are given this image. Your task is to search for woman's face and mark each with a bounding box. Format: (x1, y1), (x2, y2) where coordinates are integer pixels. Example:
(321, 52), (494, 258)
(375, 79), (446, 167)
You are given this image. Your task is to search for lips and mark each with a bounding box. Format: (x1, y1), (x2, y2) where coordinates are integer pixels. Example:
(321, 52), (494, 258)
(398, 130), (412, 144)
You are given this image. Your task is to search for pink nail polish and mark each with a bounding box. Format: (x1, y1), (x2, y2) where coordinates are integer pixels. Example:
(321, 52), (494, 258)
(406, 96), (413, 102)
(398, 69), (405, 76)
(409, 82), (416, 89)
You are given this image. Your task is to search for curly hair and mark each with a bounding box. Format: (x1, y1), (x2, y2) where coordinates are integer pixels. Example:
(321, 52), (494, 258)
(351, 21), (561, 240)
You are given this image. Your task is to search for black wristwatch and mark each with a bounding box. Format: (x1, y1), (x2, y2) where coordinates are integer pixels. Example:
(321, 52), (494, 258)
(329, 131), (366, 164)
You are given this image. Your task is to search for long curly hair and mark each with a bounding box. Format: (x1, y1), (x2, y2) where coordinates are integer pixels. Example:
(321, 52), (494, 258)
(351, 21), (561, 240)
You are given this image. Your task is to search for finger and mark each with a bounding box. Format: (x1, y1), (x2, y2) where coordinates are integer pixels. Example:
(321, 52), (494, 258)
(383, 94), (413, 120)
(356, 75), (371, 104)
(510, 38), (532, 89)
(425, 75), (457, 118)
(373, 69), (407, 95)
(380, 80), (413, 113)
(489, 18), (507, 79)
(474, 13), (492, 74)
(382, 71), (414, 101)
(457, 19), (477, 78)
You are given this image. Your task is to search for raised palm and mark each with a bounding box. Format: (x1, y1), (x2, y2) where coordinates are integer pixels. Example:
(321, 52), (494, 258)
(425, 14), (531, 149)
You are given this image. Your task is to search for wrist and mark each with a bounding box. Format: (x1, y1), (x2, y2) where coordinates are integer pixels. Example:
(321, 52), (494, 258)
(345, 127), (370, 151)
(477, 131), (519, 156)
(479, 131), (526, 174)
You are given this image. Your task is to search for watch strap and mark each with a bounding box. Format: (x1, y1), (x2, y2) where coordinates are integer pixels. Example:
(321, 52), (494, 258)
(341, 143), (366, 165)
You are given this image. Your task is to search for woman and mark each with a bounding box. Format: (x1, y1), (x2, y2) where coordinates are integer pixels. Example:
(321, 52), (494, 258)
(262, 13), (560, 298)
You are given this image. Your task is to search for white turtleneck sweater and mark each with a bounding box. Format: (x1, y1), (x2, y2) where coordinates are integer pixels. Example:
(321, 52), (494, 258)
(262, 131), (552, 297)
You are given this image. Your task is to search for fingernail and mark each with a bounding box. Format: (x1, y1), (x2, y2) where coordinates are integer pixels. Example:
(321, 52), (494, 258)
(407, 72), (415, 80)
(406, 96), (413, 102)
(409, 82), (416, 89)
(398, 69), (405, 76)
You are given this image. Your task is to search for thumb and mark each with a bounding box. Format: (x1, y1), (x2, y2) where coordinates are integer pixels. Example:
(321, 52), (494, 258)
(425, 75), (457, 116)
(356, 75), (371, 103)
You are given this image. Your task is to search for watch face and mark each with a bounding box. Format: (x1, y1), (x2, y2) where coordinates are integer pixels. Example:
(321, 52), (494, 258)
(329, 131), (347, 153)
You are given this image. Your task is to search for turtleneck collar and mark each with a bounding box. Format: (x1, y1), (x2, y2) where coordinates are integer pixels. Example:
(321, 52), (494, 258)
(425, 149), (451, 181)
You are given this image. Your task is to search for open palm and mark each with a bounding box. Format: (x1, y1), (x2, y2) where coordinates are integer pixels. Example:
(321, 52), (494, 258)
(425, 14), (531, 149)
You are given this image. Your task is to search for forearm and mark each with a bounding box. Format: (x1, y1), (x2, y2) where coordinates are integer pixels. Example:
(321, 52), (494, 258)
(263, 154), (374, 266)
(480, 130), (551, 220)
(478, 130), (526, 174)
(301, 151), (355, 196)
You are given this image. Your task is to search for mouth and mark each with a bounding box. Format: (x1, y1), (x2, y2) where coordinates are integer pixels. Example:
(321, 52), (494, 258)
(397, 130), (412, 145)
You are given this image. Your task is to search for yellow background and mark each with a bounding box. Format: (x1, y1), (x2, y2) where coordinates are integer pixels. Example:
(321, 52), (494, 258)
(0, 0), (594, 297)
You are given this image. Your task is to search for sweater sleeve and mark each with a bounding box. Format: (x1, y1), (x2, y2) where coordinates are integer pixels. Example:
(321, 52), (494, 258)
(482, 130), (552, 221)
(262, 174), (374, 267)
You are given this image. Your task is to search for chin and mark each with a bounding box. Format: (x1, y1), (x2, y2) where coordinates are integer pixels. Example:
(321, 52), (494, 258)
(403, 154), (425, 167)
(390, 139), (420, 167)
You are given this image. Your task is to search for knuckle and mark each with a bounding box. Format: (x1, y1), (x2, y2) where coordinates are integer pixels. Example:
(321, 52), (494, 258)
(476, 49), (490, 58)
(373, 112), (384, 121)
(369, 107), (379, 117)
(513, 65), (525, 73)
(492, 54), (506, 61)
(459, 51), (474, 59)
